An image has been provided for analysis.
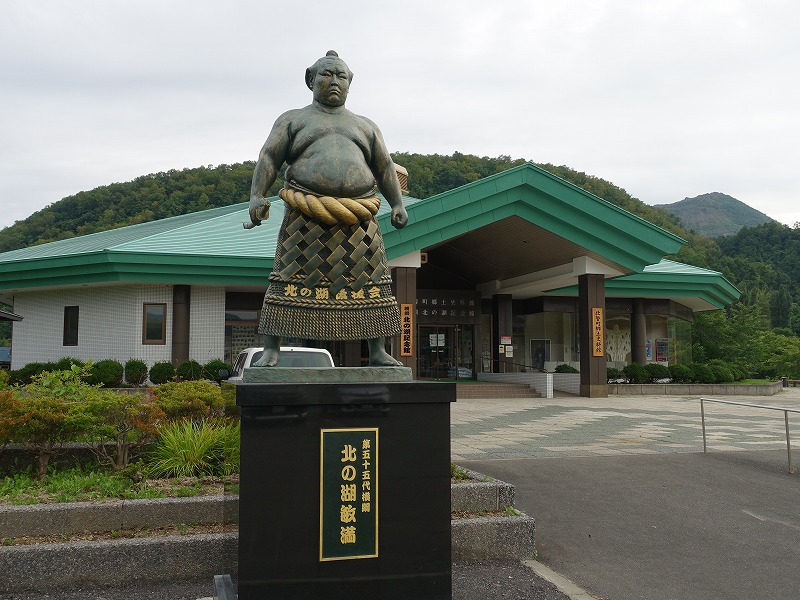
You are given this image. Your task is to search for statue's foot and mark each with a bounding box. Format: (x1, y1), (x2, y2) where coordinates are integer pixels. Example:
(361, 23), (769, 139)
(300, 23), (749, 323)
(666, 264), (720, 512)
(367, 337), (403, 367)
(252, 347), (279, 367)
(252, 335), (281, 367)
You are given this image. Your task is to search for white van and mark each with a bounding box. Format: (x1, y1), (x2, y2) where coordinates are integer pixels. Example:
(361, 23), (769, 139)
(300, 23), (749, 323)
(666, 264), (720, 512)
(227, 346), (335, 383)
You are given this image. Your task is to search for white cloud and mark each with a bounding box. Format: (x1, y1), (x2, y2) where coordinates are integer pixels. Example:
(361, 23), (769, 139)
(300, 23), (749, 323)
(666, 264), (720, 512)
(1, 0), (799, 230)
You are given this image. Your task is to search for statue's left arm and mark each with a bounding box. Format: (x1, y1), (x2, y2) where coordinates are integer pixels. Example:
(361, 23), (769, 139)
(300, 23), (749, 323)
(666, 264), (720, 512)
(367, 121), (408, 230)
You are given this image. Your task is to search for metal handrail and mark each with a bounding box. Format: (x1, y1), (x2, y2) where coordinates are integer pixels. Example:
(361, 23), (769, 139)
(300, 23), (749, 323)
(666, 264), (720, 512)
(700, 396), (800, 473)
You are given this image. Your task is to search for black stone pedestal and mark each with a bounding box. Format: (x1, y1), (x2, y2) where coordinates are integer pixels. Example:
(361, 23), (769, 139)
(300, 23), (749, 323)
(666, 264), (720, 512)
(235, 379), (455, 600)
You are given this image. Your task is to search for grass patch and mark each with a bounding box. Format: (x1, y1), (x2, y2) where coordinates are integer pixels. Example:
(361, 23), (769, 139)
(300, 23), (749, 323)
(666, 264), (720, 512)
(0, 467), (167, 505)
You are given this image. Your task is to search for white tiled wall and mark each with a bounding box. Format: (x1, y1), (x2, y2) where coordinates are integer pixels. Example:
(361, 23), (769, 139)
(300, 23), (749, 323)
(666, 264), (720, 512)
(189, 286), (226, 363)
(10, 284), (226, 370)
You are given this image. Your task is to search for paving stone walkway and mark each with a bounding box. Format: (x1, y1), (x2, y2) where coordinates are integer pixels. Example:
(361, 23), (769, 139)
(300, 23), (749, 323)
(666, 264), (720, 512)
(451, 387), (800, 461)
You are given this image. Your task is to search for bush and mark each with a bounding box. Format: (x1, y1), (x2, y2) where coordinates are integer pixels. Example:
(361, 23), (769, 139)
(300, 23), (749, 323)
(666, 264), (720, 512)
(622, 362), (649, 384)
(669, 364), (693, 384)
(146, 418), (238, 478)
(688, 362), (715, 384)
(86, 359), (124, 388)
(554, 363), (579, 373)
(709, 364), (734, 384)
(83, 390), (165, 469)
(203, 359), (232, 383)
(176, 360), (203, 381)
(8, 362), (51, 385)
(0, 389), (24, 446)
(607, 367), (624, 383)
(219, 382), (239, 416)
(124, 359), (148, 386)
(152, 380), (225, 421)
(10, 366), (98, 478)
(644, 363), (671, 383)
(0, 369), (9, 389)
(149, 361), (176, 385)
(55, 357), (85, 371)
(708, 359), (741, 382)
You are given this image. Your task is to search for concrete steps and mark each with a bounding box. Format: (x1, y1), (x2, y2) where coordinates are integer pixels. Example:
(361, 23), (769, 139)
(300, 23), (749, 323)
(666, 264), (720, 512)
(456, 382), (540, 399)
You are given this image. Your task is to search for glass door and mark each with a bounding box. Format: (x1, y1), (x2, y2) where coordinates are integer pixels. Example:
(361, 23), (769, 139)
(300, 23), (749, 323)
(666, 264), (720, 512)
(418, 325), (474, 379)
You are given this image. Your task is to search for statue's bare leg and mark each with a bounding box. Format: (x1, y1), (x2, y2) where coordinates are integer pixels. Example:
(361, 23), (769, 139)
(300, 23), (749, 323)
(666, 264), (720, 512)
(368, 337), (402, 367)
(253, 334), (281, 367)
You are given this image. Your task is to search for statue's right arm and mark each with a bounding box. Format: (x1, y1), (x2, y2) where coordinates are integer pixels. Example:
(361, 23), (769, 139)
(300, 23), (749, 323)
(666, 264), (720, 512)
(248, 111), (296, 226)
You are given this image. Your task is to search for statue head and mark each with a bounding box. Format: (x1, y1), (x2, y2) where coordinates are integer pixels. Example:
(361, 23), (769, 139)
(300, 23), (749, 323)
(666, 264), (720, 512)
(306, 50), (353, 108)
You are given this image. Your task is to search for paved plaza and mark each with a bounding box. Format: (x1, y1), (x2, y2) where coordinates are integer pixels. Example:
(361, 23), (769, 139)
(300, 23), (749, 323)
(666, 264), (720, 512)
(451, 388), (800, 461)
(453, 387), (800, 600)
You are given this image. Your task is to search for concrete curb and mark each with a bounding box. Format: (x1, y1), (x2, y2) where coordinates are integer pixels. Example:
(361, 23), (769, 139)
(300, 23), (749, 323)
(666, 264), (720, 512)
(451, 467), (515, 513)
(0, 533), (238, 592)
(523, 560), (597, 600)
(452, 514), (536, 561)
(0, 495), (239, 538)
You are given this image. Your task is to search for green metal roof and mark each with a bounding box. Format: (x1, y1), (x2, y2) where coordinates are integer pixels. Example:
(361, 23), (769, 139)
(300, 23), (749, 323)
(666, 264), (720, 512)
(546, 259), (741, 310)
(0, 162), (737, 311)
(386, 162), (685, 271)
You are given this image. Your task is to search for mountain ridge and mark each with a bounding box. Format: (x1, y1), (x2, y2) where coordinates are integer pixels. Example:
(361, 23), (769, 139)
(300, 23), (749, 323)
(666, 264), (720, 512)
(655, 192), (773, 238)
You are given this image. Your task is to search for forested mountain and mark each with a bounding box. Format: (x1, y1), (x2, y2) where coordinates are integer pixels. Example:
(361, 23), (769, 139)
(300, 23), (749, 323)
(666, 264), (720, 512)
(2, 153), (800, 377)
(0, 153), (684, 253)
(655, 192), (774, 238)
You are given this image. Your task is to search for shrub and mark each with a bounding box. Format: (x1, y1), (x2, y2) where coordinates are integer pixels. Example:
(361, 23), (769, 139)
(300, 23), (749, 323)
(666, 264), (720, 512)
(708, 359), (741, 382)
(152, 380), (225, 421)
(0, 390), (24, 447)
(124, 359), (149, 386)
(10, 366), (97, 478)
(688, 362), (715, 384)
(203, 359), (232, 383)
(607, 367), (624, 383)
(149, 361), (176, 385)
(83, 390), (165, 469)
(644, 363), (671, 383)
(86, 359), (124, 388)
(0, 369), (9, 389)
(709, 364), (734, 384)
(219, 382), (239, 416)
(55, 357), (85, 371)
(622, 362), (648, 384)
(176, 359), (203, 381)
(669, 364), (693, 383)
(554, 363), (579, 373)
(8, 362), (51, 385)
(147, 419), (236, 478)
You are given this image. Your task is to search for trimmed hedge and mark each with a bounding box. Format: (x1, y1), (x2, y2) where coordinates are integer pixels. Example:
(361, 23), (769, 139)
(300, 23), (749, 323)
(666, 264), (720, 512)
(124, 359), (148, 386)
(176, 359), (203, 381)
(149, 361), (176, 385)
(86, 360), (124, 388)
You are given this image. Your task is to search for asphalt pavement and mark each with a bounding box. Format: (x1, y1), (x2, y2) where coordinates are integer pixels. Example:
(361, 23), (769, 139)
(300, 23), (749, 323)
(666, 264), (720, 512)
(456, 388), (800, 600)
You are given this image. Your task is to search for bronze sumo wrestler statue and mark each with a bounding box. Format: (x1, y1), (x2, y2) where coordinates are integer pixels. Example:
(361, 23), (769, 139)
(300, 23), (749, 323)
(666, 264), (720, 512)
(248, 50), (408, 367)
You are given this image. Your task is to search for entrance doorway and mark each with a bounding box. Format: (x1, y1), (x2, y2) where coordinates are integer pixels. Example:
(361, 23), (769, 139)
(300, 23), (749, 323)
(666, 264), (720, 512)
(418, 325), (474, 379)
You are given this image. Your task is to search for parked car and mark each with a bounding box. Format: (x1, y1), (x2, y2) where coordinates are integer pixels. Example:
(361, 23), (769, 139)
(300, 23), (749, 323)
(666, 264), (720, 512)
(227, 346), (335, 383)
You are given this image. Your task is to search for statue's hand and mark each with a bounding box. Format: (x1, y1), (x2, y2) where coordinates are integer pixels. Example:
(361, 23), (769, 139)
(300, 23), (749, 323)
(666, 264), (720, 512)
(391, 205), (408, 229)
(249, 196), (270, 226)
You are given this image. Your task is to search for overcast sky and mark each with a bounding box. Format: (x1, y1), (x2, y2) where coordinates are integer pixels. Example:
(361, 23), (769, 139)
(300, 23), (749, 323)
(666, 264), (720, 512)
(2, 0), (798, 232)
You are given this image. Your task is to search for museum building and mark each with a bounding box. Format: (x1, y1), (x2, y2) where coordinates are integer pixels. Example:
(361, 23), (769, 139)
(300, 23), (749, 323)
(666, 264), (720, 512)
(0, 163), (739, 397)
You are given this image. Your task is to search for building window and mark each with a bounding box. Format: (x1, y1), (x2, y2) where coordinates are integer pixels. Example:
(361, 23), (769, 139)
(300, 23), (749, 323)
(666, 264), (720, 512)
(63, 306), (79, 346)
(143, 303), (167, 345)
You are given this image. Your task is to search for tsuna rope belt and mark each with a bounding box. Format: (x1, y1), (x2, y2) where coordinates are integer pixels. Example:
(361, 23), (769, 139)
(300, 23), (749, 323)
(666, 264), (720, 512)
(279, 181), (381, 226)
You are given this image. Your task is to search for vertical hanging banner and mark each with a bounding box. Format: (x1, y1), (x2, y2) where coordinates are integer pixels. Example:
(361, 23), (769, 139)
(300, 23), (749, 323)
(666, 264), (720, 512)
(400, 303), (413, 356)
(320, 428), (378, 561)
(592, 307), (605, 357)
